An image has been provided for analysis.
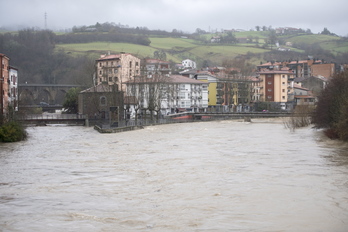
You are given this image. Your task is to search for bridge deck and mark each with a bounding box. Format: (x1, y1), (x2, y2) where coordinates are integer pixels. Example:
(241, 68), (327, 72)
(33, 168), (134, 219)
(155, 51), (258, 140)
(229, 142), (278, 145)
(18, 114), (87, 125)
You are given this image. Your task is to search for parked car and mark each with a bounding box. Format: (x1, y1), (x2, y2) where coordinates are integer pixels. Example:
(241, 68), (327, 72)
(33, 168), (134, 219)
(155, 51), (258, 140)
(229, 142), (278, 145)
(40, 102), (49, 106)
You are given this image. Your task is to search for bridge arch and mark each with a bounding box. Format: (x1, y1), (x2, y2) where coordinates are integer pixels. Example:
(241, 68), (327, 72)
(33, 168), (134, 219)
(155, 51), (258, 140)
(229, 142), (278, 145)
(18, 84), (83, 106)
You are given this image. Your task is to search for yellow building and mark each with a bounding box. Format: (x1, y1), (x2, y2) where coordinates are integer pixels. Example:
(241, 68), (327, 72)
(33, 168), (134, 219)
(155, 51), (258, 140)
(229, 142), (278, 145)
(193, 71), (219, 107)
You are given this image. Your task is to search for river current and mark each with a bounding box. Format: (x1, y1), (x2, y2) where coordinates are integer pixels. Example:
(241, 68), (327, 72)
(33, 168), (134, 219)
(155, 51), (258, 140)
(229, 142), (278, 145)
(0, 119), (347, 231)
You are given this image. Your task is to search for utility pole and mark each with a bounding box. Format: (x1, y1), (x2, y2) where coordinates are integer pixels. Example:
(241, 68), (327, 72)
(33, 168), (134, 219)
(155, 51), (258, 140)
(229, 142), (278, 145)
(44, 12), (47, 29)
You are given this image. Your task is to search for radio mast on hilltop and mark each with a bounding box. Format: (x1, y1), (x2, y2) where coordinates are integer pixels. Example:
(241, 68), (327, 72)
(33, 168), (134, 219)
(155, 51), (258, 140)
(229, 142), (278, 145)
(44, 12), (47, 29)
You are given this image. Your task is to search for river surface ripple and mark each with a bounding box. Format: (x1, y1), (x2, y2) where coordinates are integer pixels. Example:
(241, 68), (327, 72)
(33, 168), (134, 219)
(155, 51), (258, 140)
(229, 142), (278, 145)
(0, 119), (348, 231)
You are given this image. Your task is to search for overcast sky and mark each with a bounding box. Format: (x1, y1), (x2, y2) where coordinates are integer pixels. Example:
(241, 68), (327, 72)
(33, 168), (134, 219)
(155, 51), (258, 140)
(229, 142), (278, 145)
(1, 0), (347, 36)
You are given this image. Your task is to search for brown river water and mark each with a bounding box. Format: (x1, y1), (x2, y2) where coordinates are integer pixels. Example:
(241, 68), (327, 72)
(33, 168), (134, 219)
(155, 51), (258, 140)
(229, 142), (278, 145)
(0, 119), (347, 232)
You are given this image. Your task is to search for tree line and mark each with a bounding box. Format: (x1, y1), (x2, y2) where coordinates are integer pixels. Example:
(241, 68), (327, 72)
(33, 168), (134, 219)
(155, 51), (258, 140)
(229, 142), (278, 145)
(0, 29), (95, 85)
(55, 31), (151, 46)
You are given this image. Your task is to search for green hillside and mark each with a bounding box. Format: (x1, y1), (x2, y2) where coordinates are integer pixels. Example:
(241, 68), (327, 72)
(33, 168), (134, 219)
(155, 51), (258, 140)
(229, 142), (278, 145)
(56, 31), (348, 67)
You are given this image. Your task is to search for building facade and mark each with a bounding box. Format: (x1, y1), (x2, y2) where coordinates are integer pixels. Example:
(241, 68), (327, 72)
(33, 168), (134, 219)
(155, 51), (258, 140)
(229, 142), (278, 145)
(0, 53), (10, 119)
(125, 74), (208, 116)
(258, 68), (295, 110)
(9, 67), (18, 111)
(78, 83), (124, 124)
(257, 59), (341, 79)
(143, 58), (171, 78)
(95, 53), (141, 91)
(182, 59), (197, 69)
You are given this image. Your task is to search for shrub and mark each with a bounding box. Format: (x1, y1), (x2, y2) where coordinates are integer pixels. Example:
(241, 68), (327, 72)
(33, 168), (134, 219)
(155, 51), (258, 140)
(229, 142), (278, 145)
(0, 121), (27, 142)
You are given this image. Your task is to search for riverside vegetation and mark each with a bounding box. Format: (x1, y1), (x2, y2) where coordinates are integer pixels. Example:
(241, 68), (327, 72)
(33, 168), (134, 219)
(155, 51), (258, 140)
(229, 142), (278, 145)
(0, 121), (27, 143)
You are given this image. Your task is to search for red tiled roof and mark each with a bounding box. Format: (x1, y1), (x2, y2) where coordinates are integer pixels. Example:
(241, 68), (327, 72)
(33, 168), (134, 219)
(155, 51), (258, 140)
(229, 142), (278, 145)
(258, 62), (282, 66)
(124, 75), (206, 84)
(97, 53), (134, 61)
(258, 68), (294, 74)
(293, 84), (309, 91)
(145, 59), (170, 64)
(169, 75), (206, 84)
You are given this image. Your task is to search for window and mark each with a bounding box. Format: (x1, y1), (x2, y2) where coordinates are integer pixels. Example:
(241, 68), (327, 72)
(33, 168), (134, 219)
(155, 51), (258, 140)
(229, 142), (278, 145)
(268, 89), (272, 92)
(282, 89), (285, 92)
(114, 69), (118, 74)
(109, 77), (113, 82)
(282, 82), (285, 85)
(100, 96), (107, 106)
(268, 81), (272, 85)
(282, 96), (286, 99)
(282, 75), (285, 78)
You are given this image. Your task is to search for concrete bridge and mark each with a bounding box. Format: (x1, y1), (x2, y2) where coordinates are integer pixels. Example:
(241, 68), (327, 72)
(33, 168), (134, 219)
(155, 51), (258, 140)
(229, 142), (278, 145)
(18, 84), (83, 106)
(18, 114), (88, 126)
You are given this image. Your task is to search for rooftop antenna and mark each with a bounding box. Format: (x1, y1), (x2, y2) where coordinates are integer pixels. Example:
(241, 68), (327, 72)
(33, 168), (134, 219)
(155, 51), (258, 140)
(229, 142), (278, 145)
(44, 12), (47, 29)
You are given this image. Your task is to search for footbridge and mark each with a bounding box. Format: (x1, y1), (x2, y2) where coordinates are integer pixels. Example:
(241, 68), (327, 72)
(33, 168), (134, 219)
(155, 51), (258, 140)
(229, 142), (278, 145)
(18, 114), (88, 126)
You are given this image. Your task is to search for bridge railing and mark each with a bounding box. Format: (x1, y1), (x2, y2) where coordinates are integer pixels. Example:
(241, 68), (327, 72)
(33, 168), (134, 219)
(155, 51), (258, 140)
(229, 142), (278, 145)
(19, 114), (87, 120)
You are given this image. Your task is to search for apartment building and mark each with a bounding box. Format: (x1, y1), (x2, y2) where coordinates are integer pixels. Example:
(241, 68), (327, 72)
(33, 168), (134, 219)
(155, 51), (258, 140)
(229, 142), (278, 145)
(95, 53), (140, 91)
(257, 59), (339, 78)
(125, 74), (208, 116)
(143, 58), (171, 78)
(0, 53), (10, 118)
(258, 67), (295, 110)
(9, 67), (19, 111)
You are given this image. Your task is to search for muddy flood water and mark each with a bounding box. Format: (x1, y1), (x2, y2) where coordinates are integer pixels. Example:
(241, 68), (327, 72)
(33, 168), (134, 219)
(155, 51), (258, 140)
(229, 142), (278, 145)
(0, 119), (347, 231)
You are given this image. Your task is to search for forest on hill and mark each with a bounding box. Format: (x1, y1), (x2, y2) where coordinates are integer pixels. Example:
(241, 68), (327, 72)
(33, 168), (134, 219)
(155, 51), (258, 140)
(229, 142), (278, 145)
(1, 22), (348, 86)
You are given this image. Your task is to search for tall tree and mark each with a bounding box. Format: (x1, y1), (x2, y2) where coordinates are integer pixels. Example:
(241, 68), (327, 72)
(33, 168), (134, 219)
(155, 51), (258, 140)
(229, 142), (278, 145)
(313, 70), (348, 140)
(63, 87), (81, 113)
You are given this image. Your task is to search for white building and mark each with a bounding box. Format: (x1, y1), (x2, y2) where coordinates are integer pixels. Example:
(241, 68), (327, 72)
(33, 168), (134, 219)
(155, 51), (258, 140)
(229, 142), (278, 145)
(125, 74), (208, 116)
(9, 67), (18, 111)
(182, 59), (196, 69)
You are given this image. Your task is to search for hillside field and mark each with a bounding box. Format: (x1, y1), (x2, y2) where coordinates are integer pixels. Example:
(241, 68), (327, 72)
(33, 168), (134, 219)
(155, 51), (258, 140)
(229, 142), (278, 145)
(56, 32), (347, 67)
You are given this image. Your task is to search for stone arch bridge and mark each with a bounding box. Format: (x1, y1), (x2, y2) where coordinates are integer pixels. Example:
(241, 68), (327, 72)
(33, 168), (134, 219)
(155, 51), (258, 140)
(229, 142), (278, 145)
(18, 84), (83, 106)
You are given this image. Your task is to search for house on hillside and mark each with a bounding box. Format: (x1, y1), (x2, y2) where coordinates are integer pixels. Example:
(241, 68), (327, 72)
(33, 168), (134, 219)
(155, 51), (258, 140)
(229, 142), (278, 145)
(211, 36), (221, 43)
(182, 59), (196, 69)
